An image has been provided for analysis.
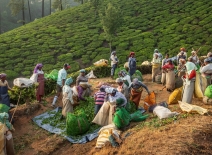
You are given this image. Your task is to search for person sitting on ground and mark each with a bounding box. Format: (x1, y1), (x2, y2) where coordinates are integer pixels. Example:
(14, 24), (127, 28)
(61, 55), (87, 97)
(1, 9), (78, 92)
(182, 61), (197, 104)
(177, 59), (186, 78)
(162, 59), (175, 92)
(129, 78), (150, 109)
(92, 88), (127, 126)
(177, 51), (186, 64)
(161, 53), (169, 85)
(61, 77), (74, 118)
(151, 53), (161, 82)
(52, 63), (70, 107)
(191, 51), (199, 65)
(118, 70), (131, 86)
(153, 49), (163, 61)
(110, 51), (118, 79)
(30, 63), (45, 103)
(128, 52), (136, 76)
(116, 78), (130, 101)
(200, 58), (212, 86)
(94, 86), (106, 115)
(0, 73), (13, 107)
(76, 69), (91, 97)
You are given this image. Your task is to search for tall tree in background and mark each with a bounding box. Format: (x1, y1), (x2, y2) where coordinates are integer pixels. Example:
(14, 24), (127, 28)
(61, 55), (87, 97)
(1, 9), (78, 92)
(90, 0), (102, 16)
(74, 0), (88, 5)
(27, 0), (31, 21)
(0, 2), (2, 34)
(9, 0), (26, 25)
(50, 0), (52, 14)
(100, 3), (123, 52)
(42, 0), (44, 17)
(52, 0), (63, 11)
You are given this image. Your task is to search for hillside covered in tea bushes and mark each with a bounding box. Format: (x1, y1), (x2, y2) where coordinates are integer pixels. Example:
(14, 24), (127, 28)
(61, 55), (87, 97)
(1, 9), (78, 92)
(0, 0), (212, 78)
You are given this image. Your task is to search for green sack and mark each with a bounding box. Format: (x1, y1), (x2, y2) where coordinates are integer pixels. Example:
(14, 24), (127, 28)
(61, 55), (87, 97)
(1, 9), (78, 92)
(113, 107), (130, 129)
(45, 69), (59, 81)
(130, 111), (149, 122)
(204, 85), (212, 99)
(0, 104), (10, 113)
(125, 102), (131, 113)
(66, 112), (90, 136)
(132, 70), (143, 81)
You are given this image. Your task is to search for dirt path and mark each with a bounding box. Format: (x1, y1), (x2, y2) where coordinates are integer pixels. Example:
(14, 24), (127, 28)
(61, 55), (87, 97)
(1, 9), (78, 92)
(12, 74), (212, 155)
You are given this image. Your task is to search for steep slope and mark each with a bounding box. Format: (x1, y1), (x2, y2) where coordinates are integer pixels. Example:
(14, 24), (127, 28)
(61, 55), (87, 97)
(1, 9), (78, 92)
(0, 0), (212, 78)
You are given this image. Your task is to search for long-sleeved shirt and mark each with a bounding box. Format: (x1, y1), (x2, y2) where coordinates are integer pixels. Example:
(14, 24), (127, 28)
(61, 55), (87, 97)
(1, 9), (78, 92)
(76, 75), (88, 86)
(200, 63), (212, 75)
(62, 85), (74, 104)
(121, 75), (131, 86)
(151, 58), (161, 64)
(107, 92), (127, 106)
(110, 55), (118, 66)
(57, 68), (67, 86)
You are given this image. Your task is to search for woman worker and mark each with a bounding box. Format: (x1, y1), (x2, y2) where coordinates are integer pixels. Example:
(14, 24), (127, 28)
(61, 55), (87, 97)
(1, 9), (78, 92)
(151, 53), (161, 82)
(128, 52), (136, 76)
(0, 73), (13, 107)
(118, 70), (131, 86)
(162, 59), (175, 92)
(30, 63), (45, 103)
(129, 78), (150, 109)
(76, 69), (91, 97)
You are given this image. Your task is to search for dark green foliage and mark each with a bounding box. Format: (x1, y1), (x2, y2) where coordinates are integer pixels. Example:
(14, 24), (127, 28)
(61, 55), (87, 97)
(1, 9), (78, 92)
(0, 0), (212, 78)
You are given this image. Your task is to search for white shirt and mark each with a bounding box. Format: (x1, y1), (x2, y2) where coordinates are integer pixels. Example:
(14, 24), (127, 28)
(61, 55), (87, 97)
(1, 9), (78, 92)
(63, 85), (74, 104)
(110, 55), (118, 66)
(57, 68), (67, 86)
(108, 92), (127, 106)
(200, 63), (212, 74)
(122, 75), (131, 86)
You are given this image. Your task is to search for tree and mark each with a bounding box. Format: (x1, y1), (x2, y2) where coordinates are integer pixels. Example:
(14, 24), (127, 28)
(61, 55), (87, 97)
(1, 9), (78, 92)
(74, 0), (88, 5)
(90, 0), (102, 16)
(52, 0), (63, 11)
(27, 0), (31, 21)
(42, 0), (44, 17)
(9, 0), (26, 25)
(100, 3), (123, 52)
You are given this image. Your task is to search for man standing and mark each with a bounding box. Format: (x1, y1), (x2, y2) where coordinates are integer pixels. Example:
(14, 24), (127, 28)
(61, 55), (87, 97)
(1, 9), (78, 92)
(52, 64), (70, 107)
(110, 51), (118, 79)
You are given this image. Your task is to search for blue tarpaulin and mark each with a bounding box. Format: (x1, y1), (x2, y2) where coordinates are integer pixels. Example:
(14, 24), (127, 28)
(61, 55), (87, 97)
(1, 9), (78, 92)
(32, 107), (100, 144)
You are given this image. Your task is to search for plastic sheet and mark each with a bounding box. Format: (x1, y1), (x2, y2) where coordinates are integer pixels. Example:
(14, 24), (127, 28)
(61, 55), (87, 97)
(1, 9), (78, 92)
(33, 107), (100, 144)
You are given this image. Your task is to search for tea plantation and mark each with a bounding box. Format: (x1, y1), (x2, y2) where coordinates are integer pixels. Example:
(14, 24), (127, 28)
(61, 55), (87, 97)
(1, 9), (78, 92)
(0, 0), (212, 78)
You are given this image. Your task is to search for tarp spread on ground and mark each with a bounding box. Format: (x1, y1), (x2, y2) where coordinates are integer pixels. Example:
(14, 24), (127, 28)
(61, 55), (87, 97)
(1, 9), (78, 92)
(32, 107), (100, 144)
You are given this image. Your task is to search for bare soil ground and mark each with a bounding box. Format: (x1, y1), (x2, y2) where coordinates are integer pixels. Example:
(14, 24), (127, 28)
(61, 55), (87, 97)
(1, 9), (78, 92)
(11, 74), (212, 155)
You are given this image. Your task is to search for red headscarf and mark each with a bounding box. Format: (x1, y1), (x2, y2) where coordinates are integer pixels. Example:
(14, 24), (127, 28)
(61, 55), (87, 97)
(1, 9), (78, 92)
(129, 52), (135, 57)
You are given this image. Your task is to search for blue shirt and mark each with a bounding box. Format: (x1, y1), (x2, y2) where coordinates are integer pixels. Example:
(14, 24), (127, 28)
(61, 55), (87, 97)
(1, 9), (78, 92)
(57, 68), (67, 86)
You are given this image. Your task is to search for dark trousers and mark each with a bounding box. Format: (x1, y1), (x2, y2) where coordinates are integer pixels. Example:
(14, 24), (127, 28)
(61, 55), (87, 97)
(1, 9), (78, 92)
(111, 64), (117, 76)
(95, 104), (103, 115)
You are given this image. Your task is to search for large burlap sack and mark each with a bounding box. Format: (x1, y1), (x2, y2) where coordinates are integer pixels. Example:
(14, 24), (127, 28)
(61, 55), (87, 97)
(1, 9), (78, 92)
(0, 123), (6, 155)
(85, 70), (97, 79)
(194, 73), (207, 99)
(155, 74), (162, 84)
(204, 85), (212, 99)
(66, 112), (90, 136)
(178, 101), (208, 115)
(153, 106), (179, 119)
(175, 77), (183, 89)
(168, 87), (183, 104)
(13, 78), (34, 87)
(124, 62), (129, 69)
(143, 92), (156, 111)
(203, 96), (212, 105)
(94, 59), (108, 67)
(113, 108), (130, 129)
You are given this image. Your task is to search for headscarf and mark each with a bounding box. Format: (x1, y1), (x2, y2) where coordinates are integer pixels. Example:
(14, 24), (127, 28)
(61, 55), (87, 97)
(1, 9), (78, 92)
(154, 49), (159, 53)
(105, 87), (116, 94)
(129, 52), (135, 57)
(204, 58), (210, 63)
(80, 69), (86, 73)
(0, 73), (6, 78)
(65, 77), (73, 86)
(132, 78), (139, 85)
(33, 63), (43, 73)
(116, 98), (125, 106)
(180, 47), (186, 52)
(115, 78), (123, 83)
(191, 51), (196, 54)
(185, 62), (197, 72)
(119, 70), (127, 77)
